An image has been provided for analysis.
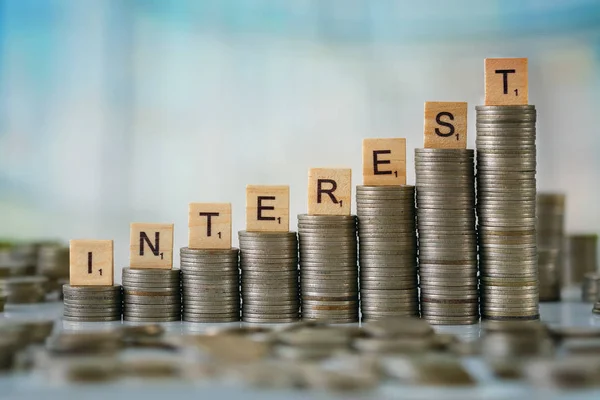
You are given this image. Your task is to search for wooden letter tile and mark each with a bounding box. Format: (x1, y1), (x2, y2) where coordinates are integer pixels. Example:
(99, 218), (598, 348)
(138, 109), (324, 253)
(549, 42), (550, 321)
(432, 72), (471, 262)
(362, 139), (406, 186)
(308, 168), (352, 215)
(246, 185), (289, 232)
(424, 102), (467, 149)
(484, 58), (528, 105)
(188, 203), (232, 249)
(69, 240), (114, 286)
(129, 223), (174, 269)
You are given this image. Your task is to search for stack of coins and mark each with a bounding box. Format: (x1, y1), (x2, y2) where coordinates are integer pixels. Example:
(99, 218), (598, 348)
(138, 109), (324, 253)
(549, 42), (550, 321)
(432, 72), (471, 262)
(37, 244), (70, 295)
(298, 214), (358, 323)
(582, 273), (600, 303)
(180, 247), (240, 322)
(356, 186), (418, 321)
(10, 243), (39, 276)
(414, 149), (478, 325)
(538, 248), (560, 302)
(1, 276), (48, 304)
(58, 278), (69, 300)
(239, 231), (299, 323)
(62, 285), (122, 321)
(482, 320), (554, 378)
(567, 234), (598, 286)
(122, 268), (181, 322)
(0, 292), (6, 312)
(476, 105), (539, 321)
(593, 300), (600, 315)
(536, 194), (565, 290)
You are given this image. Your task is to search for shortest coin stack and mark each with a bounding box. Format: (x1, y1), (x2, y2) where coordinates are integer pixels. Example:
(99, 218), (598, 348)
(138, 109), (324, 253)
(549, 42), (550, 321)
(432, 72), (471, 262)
(582, 273), (600, 303)
(180, 247), (240, 323)
(122, 268), (181, 322)
(62, 284), (122, 321)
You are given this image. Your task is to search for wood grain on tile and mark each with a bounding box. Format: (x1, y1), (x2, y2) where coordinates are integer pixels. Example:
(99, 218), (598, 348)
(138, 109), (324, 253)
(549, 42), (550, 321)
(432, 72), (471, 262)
(308, 168), (352, 215)
(189, 203), (232, 249)
(129, 223), (174, 269)
(69, 240), (114, 286)
(424, 102), (467, 149)
(484, 58), (528, 105)
(362, 138), (406, 185)
(246, 185), (289, 232)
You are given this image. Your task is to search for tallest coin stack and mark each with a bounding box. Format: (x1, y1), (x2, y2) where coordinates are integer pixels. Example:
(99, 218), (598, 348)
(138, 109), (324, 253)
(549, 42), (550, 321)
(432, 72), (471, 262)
(476, 105), (539, 321)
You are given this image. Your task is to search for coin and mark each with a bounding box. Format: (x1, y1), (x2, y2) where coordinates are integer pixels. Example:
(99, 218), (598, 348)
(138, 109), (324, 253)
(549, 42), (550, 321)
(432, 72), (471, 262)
(124, 315), (181, 322)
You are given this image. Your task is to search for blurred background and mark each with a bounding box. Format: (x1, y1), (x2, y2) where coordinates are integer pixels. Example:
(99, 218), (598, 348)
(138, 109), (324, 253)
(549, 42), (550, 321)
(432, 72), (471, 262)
(1, 0), (599, 275)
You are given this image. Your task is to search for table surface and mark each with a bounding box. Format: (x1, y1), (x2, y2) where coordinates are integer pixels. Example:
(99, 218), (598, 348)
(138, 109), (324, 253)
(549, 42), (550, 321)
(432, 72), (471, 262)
(1, 293), (600, 400)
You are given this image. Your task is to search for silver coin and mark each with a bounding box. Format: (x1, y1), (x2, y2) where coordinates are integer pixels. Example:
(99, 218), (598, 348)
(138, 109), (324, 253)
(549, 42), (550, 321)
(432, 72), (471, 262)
(183, 275), (238, 282)
(239, 230), (297, 237)
(63, 284), (121, 292)
(361, 306), (418, 314)
(123, 295), (181, 303)
(242, 298), (299, 306)
(62, 304), (122, 312)
(241, 309), (300, 317)
(241, 317), (299, 324)
(182, 311), (239, 317)
(238, 250), (298, 257)
(415, 148), (474, 155)
(63, 315), (121, 322)
(301, 293), (358, 301)
(182, 286), (238, 294)
(182, 288), (239, 301)
(122, 272), (182, 280)
(356, 186), (414, 193)
(184, 307), (240, 315)
(183, 315), (239, 323)
(357, 222), (415, 229)
(124, 302), (181, 310)
(360, 304), (418, 312)
(182, 273), (238, 280)
(121, 282), (180, 290)
(64, 310), (122, 318)
(181, 246), (239, 254)
(179, 260), (238, 267)
(300, 284), (357, 292)
(180, 266), (239, 273)
(123, 268), (180, 276)
(122, 315), (180, 322)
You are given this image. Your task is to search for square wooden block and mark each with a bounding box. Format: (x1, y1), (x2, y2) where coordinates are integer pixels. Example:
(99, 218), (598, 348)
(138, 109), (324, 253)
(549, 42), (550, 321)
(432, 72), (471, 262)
(129, 223), (174, 269)
(424, 102), (468, 149)
(362, 138), (406, 186)
(246, 185), (289, 232)
(308, 168), (352, 215)
(189, 203), (232, 249)
(484, 58), (528, 105)
(69, 240), (114, 286)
